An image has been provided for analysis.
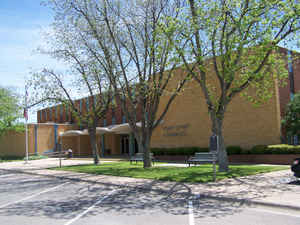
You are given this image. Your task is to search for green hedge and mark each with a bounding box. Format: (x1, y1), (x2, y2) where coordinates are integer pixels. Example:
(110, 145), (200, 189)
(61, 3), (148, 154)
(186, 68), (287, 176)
(249, 144), (300, 154)
(26, 155), (48, 160)
(151, 147), (209, 156)
(151, 144), (300, 156)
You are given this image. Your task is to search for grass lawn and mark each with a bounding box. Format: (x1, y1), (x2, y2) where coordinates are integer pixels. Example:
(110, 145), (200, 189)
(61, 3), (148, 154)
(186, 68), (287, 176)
(0, 155), (48, 163)
(52, 162), (288, 183)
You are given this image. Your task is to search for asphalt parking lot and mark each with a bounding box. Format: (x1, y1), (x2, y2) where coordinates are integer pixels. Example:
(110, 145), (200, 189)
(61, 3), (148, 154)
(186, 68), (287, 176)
(0, 170), (299, 225)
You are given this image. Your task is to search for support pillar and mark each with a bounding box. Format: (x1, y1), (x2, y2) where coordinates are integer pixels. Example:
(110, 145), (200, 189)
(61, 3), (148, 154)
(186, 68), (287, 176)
(54, 124), (58, 151)
(34, 124), (38, 155)
(101, 134), (105, 157)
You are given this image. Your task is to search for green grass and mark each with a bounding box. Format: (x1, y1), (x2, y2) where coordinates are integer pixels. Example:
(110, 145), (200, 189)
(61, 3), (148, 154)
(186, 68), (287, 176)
(0, 155), (48, 163)
(52, 162), (288, 183)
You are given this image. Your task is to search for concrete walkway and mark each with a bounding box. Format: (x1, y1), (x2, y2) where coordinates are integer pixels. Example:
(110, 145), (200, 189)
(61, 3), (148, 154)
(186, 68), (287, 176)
(0, 158), (299, 211)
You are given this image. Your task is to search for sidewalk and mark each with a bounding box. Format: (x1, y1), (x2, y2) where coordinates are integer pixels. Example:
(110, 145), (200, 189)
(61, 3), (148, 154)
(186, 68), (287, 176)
(0, 158), (299, 211)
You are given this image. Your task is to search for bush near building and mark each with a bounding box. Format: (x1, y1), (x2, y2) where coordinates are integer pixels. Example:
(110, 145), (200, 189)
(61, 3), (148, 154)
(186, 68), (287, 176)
(151, 144), (300, 156)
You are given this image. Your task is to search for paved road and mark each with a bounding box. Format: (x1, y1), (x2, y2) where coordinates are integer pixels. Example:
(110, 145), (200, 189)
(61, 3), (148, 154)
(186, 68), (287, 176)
(0, 170), (299, 225)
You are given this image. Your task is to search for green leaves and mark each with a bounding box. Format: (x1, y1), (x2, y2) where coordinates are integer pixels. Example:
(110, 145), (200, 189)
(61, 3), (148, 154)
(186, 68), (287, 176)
(0, 87), (23, 137)
(282, 92), (300, 136)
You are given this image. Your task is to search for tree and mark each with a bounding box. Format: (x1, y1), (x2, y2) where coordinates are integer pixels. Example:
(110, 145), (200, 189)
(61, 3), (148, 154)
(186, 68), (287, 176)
(160, 0), (300, 171)
(282, 92), (300, 139)
(0, 86), (23, 137)
(47, 0), (189, 168)
(28, 15), (113, 165)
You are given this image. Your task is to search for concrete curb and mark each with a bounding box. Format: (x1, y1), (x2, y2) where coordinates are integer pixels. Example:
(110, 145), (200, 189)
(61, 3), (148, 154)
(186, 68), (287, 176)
(1, 168), (300, 212)
(198, 194), (300, 212)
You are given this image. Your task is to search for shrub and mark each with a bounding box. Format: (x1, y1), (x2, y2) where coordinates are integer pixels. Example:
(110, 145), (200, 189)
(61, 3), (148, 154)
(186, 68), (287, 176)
(151, 147), (209, 156)
(250, 145), (268, 154)
(250, 144), (300, 154)
(26, 155), (48, 160)
(226, 146), (242, 155)
(0, 155), (23, 161)
(151, 144), (300, 156)
(266, 144), (300, 154)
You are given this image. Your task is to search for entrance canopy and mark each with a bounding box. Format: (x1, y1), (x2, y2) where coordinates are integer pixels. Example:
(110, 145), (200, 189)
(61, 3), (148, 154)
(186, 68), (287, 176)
(59, 121), (160, 136)
(59, 130), (88, 137)
(109, 123), (139, 134)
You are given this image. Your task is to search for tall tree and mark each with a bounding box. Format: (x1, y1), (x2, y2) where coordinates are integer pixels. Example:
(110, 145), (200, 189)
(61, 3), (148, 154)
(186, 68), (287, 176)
(28, 15), (113, 165)
(282, 92), (300, 139)
(0, 86), (23, 137)
(160, 0), (300, 171)
(48, 0), (188, 168)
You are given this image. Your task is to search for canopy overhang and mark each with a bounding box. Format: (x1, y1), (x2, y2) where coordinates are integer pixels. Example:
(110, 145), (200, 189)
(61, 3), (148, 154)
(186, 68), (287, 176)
(59, 130), (88, 137)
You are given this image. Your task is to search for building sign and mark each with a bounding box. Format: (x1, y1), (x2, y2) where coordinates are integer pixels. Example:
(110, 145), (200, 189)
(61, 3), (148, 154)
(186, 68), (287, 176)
(162, 123), (190, 137)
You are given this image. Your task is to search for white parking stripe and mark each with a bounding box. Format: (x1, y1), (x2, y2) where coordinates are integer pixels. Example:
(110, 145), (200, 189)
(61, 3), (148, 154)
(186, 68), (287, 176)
(0, 182), (68, 209)
(188, 200), (195, 225)
(64, 190), (116, 225)
(0, 174), (16, 178)
(249, 207), (300, 218)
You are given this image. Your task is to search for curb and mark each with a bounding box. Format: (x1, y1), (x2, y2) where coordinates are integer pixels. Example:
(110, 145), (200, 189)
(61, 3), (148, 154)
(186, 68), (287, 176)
(1, 167), (300, 212)
(198, 194), (300, 212)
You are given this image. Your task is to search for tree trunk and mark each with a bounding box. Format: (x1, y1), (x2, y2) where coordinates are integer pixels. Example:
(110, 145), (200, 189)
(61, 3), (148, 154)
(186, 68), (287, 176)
(89, 127), (100, 165)
(211, 114), (229, 172)
(136, 132), (152, 168)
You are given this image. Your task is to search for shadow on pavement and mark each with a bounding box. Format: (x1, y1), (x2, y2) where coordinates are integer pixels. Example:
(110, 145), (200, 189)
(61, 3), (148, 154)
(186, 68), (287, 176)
(0, 181), (245, 221)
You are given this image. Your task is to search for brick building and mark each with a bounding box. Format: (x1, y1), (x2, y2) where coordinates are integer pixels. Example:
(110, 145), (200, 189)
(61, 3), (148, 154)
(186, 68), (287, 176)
(34, 47), (300, 157)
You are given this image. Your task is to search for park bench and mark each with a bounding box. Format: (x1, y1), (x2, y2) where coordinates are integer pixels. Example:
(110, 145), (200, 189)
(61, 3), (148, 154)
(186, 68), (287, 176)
(186, 152), (218, 167)
(186, 152), (218, 181)
(130, 153), (156, 165)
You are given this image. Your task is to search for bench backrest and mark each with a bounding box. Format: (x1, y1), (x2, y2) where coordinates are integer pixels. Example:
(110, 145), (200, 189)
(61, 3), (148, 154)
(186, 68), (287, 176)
(134, 153), (154, 158)
(194, 152), (216, 161)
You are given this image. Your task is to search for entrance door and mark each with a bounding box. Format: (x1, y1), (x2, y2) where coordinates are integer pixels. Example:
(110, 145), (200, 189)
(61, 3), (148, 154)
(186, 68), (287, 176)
(121, 135), (129, 154)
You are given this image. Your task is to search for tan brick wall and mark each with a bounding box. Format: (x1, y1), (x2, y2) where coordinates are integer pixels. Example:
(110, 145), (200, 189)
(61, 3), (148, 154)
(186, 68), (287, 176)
(0, 123), (77, 157)
(151, 69), (282, 149)
(0, 131), (27, 157)
(104, 134), (121, 155)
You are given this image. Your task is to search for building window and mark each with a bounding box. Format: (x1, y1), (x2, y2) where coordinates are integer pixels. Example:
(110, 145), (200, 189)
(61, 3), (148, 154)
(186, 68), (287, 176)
(50, 108), (53, 121)
(44, 110), (47, 121)
(86, 98), (89, 112)
(79, 99), (82, 114)
(112, 116), (116, 125)
(55, 107), (58, 121)
(122, 115), (126, 123)
(103, 119), (107, 127)
(60, 105), (63, 121)
(94, 95), (97, 106)
(39, 111), (42, 122)
(65, 105), (69, 122)
(287, 50), (293, 73)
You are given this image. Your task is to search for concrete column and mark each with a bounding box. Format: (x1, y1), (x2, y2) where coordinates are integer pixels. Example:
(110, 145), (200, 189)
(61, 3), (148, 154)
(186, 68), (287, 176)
(34, 124), (38, 155)
(54, 124), (58, 151)
(101, 134), (105, 157)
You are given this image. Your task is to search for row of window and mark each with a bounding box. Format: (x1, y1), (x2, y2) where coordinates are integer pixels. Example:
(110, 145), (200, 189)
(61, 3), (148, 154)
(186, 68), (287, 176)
(39, 107), (127, 126)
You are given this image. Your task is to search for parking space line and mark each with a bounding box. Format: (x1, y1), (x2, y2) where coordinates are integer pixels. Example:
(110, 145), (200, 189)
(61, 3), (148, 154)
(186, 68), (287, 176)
(0, 182), (69, 209)
(64, 190), (116, 225)
(0, 174), (16, 178)
(188, 200), (195, 225)
(249, 207), (300, 218)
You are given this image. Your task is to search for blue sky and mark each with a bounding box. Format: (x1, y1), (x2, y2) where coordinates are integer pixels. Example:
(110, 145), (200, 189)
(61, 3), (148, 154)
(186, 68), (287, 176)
(0, 1), (299, 123)
(0, 0), (65, 122)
